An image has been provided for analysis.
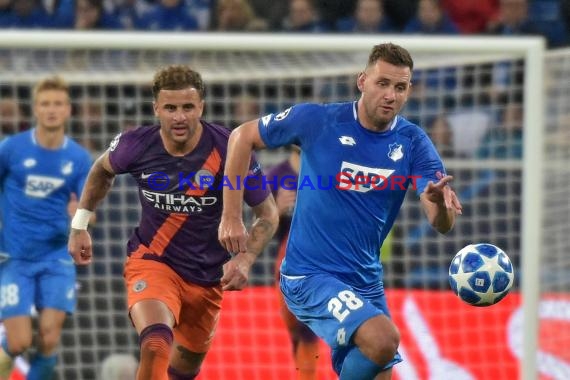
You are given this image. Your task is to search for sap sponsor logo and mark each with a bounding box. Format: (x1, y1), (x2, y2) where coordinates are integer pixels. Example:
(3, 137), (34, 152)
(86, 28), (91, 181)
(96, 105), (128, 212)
(338, 161), (395, 193)
(336, 162), (420, 192)
(141, 189), (217, 213)
(25, 175), (65, 198)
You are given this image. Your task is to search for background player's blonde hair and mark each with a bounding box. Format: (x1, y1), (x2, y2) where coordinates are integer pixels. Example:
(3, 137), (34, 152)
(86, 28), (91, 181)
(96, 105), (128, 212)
(32, 75), (70, 102)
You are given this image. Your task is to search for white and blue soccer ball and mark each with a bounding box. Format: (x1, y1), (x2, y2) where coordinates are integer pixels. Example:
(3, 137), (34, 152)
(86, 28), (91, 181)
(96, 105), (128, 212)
(448, 243), (515, 307)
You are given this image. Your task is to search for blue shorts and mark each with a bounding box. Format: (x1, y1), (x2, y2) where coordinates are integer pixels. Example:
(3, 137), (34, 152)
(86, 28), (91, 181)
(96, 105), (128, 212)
(0, 256), (76, 319)
(280, 273), (402, 374)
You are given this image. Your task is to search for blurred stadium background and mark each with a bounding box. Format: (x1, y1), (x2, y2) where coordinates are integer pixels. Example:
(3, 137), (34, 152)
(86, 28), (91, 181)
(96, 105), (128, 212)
(0, 20), (569, 380)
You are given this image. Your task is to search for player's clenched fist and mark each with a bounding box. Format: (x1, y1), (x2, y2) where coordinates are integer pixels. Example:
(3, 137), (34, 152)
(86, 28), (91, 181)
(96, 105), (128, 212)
(218, 216), (249, 254)
(221, 252), (255, 291)
(68, 229), (93, 265)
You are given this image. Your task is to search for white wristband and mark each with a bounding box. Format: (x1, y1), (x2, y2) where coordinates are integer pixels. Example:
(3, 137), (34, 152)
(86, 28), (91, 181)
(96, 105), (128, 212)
(71, 209), (93, 230)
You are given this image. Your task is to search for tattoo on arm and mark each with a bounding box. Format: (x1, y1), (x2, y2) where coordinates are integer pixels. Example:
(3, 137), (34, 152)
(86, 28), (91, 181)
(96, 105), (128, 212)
(80, 158), (115, 211)
(246, 217), (277, 258)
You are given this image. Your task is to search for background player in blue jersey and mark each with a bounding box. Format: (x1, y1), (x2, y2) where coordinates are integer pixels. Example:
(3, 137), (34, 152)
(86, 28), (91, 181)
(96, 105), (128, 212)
(219, 43), (463, 380)
(68, 65), (278, 380)
(0, 76), (92, 380)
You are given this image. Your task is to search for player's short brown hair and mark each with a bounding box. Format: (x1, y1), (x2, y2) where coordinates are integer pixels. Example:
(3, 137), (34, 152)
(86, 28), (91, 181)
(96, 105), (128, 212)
(152, 65), (205, 100)
(366, 43), (414, 71)
(33, 76), (70, 102)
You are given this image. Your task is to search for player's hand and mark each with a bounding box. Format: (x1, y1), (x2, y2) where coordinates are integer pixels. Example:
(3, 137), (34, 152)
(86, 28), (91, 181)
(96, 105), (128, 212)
(423, 173), (463, 215)
(218, 215), (248, 254)
(221, 252), (255, 291)
(68, 229), (93, 265)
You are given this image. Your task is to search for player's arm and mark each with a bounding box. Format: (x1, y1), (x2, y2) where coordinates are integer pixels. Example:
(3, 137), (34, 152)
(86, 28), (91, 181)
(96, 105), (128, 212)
(67, 192), (97, 225)
(219, 119), (268, 254)
(221, 195), (279, 291)
(68, 150), (116, 265)
(420, 175), (462, 234)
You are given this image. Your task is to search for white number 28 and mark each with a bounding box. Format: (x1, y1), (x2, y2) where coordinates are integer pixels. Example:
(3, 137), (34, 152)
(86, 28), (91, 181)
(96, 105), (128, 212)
(327, 290), (364, 322)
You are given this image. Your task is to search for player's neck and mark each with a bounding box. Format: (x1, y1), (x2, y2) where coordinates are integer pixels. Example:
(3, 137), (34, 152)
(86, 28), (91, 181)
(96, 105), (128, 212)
(356, 100), (392, 132)
(34, 126), (65, 149)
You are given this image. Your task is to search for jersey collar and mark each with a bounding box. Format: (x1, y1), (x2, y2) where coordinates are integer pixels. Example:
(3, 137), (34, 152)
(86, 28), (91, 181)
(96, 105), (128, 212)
(352, 101), (399, 131)
(30, 127), (69, 149)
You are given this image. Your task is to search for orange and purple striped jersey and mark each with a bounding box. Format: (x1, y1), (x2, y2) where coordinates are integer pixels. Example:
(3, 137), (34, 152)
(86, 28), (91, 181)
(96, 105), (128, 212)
(108, 122), (270, 286)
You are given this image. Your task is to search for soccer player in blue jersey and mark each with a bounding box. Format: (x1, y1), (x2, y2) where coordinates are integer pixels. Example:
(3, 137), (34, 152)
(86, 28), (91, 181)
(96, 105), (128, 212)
(0, 76), (93, 380)
(219, 43), (463, 380)
(68, 65), (278, 380)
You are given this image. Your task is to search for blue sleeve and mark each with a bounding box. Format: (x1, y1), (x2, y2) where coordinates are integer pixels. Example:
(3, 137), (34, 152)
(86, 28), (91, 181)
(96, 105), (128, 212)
(74, 149), (92, 196)
(410, 134), (446, 197)
(258, 103), (325, 149)
(0, 138), (11, 184)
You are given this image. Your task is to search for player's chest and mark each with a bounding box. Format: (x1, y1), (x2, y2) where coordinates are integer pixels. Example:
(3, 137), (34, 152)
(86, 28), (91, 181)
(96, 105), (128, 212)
(133, 153), (224, 202)
(314, 130), (411, 176)
(10, 153), (74, 198)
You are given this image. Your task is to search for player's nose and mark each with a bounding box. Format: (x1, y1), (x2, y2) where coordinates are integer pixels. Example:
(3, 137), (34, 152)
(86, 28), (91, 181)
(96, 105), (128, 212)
(172, 109), (188, 122)
(383, 87), (396, 102)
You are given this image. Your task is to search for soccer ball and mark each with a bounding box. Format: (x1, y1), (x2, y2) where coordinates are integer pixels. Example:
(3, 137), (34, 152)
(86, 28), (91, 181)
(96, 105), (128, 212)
(448, 243), (514, 307)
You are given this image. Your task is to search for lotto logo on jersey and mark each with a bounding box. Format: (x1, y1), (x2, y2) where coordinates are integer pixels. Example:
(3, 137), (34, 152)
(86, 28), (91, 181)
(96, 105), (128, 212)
(25, 174), (65, 198)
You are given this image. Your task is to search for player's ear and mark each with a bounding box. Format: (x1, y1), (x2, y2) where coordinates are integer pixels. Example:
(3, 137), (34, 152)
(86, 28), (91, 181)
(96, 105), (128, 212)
(152, 101), (159, 117)
(356, 71), (366, 92)
(403, 81), (413, 103)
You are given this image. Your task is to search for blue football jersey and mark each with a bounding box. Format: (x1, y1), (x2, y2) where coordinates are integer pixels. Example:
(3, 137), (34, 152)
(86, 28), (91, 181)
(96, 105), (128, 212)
(259, 102), (446, 288)
(0, 129), (92, 260)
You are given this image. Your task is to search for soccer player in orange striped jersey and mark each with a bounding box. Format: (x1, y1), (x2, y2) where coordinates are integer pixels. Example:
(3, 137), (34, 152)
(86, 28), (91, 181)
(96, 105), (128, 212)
(68, 65), (279, 380)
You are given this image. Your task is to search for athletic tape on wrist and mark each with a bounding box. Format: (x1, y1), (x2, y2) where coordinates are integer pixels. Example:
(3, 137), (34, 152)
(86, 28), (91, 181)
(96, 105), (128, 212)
(71, 209), (93, 230)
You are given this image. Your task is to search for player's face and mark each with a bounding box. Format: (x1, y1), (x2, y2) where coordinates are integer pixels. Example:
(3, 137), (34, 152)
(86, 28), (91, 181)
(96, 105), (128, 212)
(33, 89), (71, 131)
(154, 87), (204, 147)
(357, 60), (411, 132)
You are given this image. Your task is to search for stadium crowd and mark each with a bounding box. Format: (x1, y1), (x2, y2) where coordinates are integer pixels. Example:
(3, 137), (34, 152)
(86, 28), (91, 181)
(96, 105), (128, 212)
(0, 0), (568, 47)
